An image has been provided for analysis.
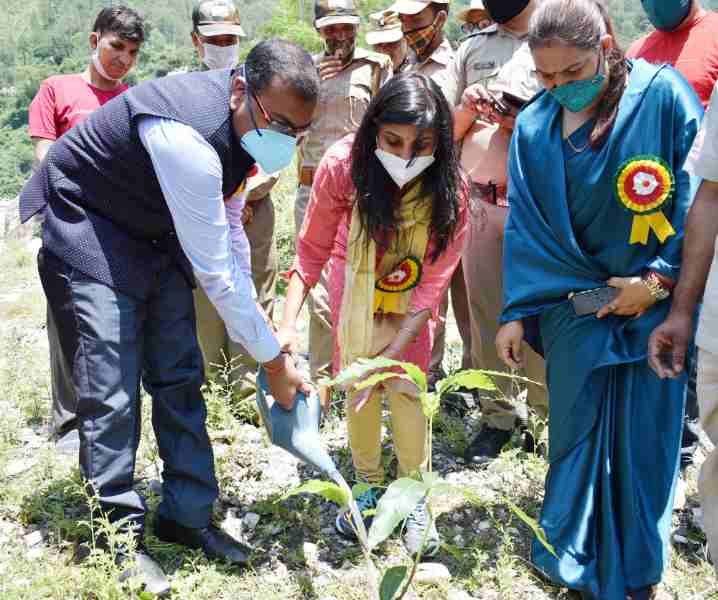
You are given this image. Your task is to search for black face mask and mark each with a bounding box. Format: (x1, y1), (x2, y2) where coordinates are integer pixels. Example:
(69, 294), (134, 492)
(483, 0), (530, 24)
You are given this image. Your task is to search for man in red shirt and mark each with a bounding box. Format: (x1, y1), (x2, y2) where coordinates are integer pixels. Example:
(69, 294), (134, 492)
(627, 0), (718, 108)
(28, 6), (145, 453)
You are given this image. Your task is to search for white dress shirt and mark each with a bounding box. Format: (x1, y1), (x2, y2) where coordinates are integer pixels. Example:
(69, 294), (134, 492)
(138, 115), (279, 363)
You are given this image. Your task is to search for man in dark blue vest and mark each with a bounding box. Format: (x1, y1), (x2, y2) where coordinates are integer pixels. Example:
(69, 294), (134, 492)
(19, 38), (319, 589)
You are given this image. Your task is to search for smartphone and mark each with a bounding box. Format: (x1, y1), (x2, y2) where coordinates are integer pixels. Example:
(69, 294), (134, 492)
(569, 287), (620, 316)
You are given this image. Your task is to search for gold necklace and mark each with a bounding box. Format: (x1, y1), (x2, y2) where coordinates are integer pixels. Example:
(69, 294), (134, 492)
(566, 133), (590, 153)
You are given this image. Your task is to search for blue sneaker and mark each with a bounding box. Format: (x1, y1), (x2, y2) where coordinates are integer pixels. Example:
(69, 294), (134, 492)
(335, 486), (382, 541)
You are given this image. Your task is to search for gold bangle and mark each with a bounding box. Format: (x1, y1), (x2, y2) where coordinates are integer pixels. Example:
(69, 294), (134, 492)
(642, 272), (670, 301)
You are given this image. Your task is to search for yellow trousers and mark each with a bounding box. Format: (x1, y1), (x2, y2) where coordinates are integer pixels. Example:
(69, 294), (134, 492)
(347, 385), (427, 483)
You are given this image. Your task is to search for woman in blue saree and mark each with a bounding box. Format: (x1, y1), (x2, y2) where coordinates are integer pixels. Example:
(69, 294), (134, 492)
(495, 1), (703, 598)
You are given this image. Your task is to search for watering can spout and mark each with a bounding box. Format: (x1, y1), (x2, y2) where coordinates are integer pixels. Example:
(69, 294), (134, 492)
(255, 367), (338, 477)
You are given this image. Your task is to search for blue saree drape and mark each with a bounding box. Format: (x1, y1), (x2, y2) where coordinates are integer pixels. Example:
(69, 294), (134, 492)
(501, 60), (703, 599)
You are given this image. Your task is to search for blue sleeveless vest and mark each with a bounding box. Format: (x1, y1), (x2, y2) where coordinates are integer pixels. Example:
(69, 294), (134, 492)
(20, 68), (254, 300)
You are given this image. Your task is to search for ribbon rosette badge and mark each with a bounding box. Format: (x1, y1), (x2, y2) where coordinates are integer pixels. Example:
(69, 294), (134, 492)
(615, 155), (676, 245)
(373, 256), (422, 313)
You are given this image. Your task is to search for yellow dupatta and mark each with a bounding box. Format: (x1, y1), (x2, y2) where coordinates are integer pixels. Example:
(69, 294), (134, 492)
(337, 179), (432, 370)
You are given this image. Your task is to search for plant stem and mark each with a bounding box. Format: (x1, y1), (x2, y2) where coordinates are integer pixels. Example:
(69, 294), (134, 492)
(395, 494), (433, 600)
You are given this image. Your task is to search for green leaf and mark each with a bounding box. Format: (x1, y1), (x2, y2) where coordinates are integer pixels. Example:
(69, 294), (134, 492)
(506, 500), (559, 559)
(380, 565), (408, 600)
(368, 477), (428, 549)
(281, 480), (350, 507)
(436, 369), (497, 397)
(327, 357), (427, 393)
(420, 392), (440, 419)
(139, 592), (156, 600)
(352, 482), (375, 499)
(354, 371), (417, 392)
(421, 471), (440, 489)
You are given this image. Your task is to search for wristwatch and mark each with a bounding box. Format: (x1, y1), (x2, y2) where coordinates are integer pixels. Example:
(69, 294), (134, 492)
(642, 272), (670, 302)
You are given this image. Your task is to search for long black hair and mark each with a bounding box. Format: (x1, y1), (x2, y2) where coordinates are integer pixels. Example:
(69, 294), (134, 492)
(351, 72), (462, 261)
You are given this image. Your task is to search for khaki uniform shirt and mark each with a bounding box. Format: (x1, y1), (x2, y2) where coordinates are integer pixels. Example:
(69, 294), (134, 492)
(408, 38), (455, 103)
(445, 23), (527, 107)
(299, 47), (392, 169)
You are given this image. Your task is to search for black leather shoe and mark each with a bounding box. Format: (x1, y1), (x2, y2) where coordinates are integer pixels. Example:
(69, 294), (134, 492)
(154, 515), (251, 566)
(464, 425), (513, 466)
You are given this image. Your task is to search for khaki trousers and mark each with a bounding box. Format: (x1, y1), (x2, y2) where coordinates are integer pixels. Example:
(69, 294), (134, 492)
(463, 201), (548, 431)
(346, 315), (428, 483)
(194, 195), (278, 391)
(429, 261), (473, 376)
(295, 184), (333, 380)
(697, 348), (718, 575)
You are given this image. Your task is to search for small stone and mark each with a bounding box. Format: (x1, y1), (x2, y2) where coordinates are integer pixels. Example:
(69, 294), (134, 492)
(303, 541), (319, 565)
(6, 459), (36, 478)
(478, 520), (491, 532)
(455, 457), (465, 464)
(451, 512), (462, 523)
(414, 562), (451, 585)
(222, 509), (244, 540)
(453, 534), (465, 547)
(24, 530), (43, 547)
(243, 512), (260, 530)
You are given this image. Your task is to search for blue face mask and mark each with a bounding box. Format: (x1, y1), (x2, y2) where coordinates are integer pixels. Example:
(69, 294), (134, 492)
(641, 0), (691, 32)
(549, 52), (606, 113)
(240, 80), (298, 174)
(240, 128), (296, 174)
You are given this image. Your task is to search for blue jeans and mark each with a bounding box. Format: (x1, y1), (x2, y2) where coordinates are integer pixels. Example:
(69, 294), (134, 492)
(38, 249), (218, 530)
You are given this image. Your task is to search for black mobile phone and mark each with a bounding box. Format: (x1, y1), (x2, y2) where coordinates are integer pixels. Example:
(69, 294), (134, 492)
(569, 287), (620, 316)
(501, 91), (528, 111)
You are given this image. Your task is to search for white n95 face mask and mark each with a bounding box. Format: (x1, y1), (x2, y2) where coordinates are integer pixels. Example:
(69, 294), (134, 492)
(202, 42), (239, 70)
(375, 147), (435, 189)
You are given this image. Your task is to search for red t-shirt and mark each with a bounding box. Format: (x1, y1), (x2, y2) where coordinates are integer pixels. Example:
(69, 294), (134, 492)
(28, 74), (128, 140)
(627, 10), (718, 108)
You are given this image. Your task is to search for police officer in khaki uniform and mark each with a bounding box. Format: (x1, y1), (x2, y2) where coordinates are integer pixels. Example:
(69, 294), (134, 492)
(296, 0), (392, 390)
(366, 10), (410, 73)
(393, 0), (472, 387)
(456, 0), (493, 36)
(446, 0), (548, 465)
(190, 0), (281, 396)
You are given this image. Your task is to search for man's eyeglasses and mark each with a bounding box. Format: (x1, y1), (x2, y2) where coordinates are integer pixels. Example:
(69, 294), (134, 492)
(460, 22), (481, 34)
(249, 91), (310, 141)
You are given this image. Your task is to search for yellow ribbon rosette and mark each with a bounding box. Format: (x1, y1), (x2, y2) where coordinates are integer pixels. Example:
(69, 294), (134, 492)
(373, 256), (422, 314)
(615, 155), (676, 245)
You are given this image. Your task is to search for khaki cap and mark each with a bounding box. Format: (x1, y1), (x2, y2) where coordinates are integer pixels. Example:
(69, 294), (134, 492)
(391, 0), (449, 16)
(315, 0), (361, 28)
(366, 10), (404, 45)
(487, 43), (539, 103)
(456, 0), (488, 23)
(193, 0), (245, 37)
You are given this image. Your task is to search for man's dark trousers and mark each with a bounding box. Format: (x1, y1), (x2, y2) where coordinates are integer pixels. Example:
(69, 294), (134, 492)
(39, 248), (218, 530)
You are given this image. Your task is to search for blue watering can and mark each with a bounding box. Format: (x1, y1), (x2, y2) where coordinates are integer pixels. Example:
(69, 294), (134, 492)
(255, 366), (339, 478)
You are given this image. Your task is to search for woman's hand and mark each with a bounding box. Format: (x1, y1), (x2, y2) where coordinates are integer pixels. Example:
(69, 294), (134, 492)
(459, 83), (493, 121)
(596, 276), (656, 319)
(496, 320), (524, 370)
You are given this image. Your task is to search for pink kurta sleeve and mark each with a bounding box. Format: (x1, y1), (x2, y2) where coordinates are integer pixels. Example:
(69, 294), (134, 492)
(290, 137), (354, 286)
(408, 182), (470, 314)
